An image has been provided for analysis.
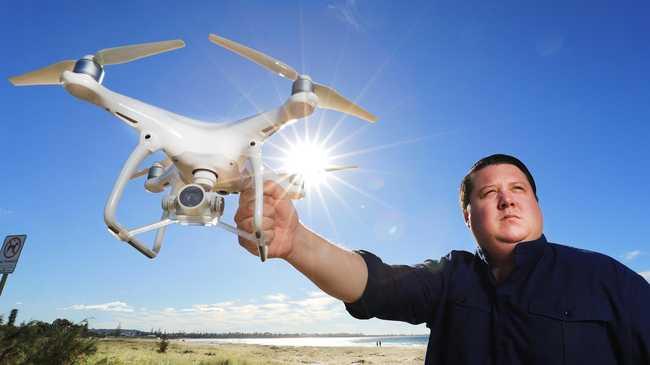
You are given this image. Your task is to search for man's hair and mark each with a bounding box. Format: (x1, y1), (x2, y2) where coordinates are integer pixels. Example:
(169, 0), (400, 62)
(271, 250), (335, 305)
(459, 154), (538, 212)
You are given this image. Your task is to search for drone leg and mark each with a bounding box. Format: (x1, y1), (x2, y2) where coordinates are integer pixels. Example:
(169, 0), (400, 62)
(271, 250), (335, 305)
(104, 142), (163, 258)
(249, 142), (268, 262)
(216, 221), (257, 243)
(152, 211), (171, 254)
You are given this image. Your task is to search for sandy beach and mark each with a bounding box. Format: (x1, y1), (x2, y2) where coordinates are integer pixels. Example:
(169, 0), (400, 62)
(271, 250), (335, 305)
(91, 338), (427, 364)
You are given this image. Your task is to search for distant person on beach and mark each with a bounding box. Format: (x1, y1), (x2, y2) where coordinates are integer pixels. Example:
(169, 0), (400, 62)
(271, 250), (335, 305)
(235, 154), (650, 364)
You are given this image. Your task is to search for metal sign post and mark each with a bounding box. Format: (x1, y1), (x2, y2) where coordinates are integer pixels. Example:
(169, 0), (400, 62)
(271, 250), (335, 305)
(0, 235), (27, 297)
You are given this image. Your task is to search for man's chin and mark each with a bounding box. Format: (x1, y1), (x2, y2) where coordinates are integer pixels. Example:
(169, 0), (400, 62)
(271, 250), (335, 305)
(496, 232), (529, 245)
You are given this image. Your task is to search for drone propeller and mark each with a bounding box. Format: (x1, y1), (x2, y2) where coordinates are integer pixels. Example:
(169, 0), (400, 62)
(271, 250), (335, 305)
(324, 164), (358, 172)
(9, 39), (185, 86)
(93, 40), (185, 66)
(208, 34), (377, 123)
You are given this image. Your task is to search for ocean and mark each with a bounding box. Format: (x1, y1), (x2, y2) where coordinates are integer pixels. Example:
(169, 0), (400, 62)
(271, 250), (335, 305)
(184, 335), (428, 347)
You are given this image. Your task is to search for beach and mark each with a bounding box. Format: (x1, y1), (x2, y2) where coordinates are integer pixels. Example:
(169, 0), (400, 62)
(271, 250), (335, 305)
(90, 338), (427, 364)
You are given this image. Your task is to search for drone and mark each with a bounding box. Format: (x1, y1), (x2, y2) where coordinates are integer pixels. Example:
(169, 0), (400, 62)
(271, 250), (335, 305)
(9, 34), (376, 262)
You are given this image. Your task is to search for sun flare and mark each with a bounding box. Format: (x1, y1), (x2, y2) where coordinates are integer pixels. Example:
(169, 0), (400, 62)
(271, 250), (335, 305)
(282, 141), (331, 188)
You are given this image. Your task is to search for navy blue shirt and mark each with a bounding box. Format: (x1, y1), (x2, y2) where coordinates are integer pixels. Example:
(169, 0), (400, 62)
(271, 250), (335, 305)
(345, 235), (650, 364)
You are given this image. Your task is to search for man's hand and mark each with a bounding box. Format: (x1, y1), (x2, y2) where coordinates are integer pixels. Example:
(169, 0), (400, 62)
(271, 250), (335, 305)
(235, 180), (367, 303)
(234, 181), (299, 260)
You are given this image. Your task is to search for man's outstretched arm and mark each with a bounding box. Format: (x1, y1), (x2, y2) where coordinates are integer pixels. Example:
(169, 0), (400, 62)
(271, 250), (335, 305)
(234, 181), (368, 303)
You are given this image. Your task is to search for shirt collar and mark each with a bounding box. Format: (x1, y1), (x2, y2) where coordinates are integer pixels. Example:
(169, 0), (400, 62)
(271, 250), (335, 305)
(476, 234), (548, 270)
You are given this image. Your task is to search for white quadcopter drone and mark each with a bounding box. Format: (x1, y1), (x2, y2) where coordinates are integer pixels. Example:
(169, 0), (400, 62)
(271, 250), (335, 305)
(9, 34), (376, 262)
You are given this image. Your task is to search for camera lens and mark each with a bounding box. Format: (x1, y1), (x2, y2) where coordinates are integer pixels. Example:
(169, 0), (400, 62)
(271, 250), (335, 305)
(179, 185), (204, 207)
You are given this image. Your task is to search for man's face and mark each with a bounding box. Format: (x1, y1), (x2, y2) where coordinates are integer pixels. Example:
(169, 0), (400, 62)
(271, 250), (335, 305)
(464, 164), (543, 260)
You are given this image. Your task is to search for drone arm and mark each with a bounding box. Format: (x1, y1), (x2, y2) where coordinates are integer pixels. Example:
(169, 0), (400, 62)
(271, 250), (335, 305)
(104, 134), (166, 258)
(234, 92), (318, 142)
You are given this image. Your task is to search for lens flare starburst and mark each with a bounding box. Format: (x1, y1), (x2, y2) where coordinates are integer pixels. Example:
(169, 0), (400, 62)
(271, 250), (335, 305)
(282, 141), (331, 189)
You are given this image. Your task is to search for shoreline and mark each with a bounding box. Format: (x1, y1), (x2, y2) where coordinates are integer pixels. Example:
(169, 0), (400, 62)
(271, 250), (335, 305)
(181, 334), (428, 348)
(92, 338), (427, 364)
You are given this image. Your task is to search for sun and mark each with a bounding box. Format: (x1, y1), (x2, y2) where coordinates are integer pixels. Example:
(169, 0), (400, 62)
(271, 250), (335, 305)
(282, 141), (332, 188)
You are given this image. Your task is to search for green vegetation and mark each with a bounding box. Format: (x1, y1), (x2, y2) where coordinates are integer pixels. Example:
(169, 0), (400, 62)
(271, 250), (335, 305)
(157, 334), (169, 353)
(0, 309), (97, 364)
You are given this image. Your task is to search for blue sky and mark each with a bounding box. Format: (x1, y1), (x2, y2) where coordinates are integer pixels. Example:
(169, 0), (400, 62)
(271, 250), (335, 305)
(0, 0), (648, 334)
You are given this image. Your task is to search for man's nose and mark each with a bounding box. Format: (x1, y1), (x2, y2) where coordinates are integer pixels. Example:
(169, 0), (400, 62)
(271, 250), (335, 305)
(498, 191), (515, 210)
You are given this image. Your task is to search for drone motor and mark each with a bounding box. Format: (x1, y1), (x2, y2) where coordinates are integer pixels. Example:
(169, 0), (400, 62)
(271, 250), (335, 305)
(73, 56), (104, 83)
(291, 75), (313, 95)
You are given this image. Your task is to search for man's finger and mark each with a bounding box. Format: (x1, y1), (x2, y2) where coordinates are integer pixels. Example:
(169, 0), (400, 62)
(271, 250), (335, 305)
(236, 217), (275, 232)
(240, 190), (280, 206)
(238, 238), (259, 256)
(264, 180), (293, 200)
(240, 180), (290, 203)
(235, 201), (276, 223)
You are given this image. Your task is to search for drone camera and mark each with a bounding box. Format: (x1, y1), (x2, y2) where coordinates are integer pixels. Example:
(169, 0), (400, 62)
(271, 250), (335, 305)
(73, 56), (104, 83)
(179, 184), (205, 208)
(164, 184), (225, 226)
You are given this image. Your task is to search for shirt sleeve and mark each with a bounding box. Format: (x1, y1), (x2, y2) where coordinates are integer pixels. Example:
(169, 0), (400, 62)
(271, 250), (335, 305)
(344, 250), (448, 325)
(624, 270), (650, 363)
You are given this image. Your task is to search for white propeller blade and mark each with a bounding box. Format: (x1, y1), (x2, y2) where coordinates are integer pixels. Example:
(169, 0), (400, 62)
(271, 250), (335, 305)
(9, 39), (185, 87)
(208, 33), (376, 123)
(313, 83), (377, 123)
(9, 60), (75, 86)
(324, 165), (358, 172)
(208, 34), (298, 80)
(272, 165), (357, 176)
(94, 39), (185, 66)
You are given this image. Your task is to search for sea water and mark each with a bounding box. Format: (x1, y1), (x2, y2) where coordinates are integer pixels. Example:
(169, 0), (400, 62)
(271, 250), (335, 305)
(185, 335), (428, 347)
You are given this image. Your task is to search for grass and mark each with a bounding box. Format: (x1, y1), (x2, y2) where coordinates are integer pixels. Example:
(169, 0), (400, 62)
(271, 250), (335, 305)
(87, 339), (260, 365)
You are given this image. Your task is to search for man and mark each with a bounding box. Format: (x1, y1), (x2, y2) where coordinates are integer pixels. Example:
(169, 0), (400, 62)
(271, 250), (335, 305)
(235, 154), (650, 364)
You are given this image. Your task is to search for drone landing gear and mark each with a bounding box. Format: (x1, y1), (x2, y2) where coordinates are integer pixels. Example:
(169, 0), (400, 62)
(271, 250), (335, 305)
(104, 141), (165, 258)
(105, 137), (263, 260)
(249, 141), (268, 262)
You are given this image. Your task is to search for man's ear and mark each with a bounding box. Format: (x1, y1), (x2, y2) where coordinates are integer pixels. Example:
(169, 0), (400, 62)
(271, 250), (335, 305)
(463, 207), (471, 229)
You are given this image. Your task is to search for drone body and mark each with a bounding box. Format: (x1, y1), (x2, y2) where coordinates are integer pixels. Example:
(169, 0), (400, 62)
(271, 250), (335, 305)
(9, 35), (376, 261)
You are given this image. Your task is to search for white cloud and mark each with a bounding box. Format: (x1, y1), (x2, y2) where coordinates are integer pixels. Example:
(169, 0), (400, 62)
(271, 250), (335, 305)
(265, 293), (288, 302)
(291, 291), (338, 308)
(624, 250), (643, 261)
(74, 292), (348, 333)
(63, 301), (134, 313)
(328, 0), (363, 31)
(190, 303), (227, 313)
(640, 271), (650, 282)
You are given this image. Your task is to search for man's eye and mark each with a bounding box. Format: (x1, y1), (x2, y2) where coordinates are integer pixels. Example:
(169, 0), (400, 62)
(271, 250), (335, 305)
(513, 186), (525, 191)
(482, 190), (496, 197)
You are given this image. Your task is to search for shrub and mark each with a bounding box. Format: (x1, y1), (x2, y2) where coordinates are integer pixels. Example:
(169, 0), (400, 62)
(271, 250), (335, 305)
(157, 334), (169, 353)
(0, 314), (97, 364)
